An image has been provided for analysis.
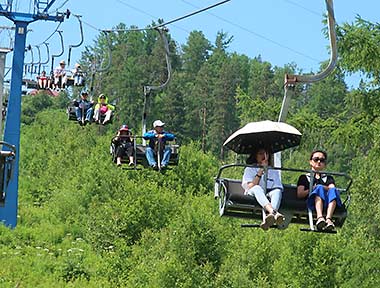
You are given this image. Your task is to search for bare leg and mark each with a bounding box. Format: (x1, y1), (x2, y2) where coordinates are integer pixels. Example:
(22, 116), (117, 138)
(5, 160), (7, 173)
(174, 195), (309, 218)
(315, 196), (324, 219)
(263, 203), (274, 214)
(326, 200), (336, 219)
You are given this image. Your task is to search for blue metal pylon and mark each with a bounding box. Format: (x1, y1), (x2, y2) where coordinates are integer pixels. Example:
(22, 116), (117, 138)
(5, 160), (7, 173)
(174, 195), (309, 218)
(0, 1), (67, 227)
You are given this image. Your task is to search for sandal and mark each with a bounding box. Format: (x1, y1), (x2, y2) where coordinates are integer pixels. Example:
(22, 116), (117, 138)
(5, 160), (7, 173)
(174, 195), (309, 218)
(324, 218), (335, 231)
(316, 216), (326, 231)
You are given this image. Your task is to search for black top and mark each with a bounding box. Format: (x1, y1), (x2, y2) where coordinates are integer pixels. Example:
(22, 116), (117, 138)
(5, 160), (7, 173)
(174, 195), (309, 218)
(297, 173), (335, 191)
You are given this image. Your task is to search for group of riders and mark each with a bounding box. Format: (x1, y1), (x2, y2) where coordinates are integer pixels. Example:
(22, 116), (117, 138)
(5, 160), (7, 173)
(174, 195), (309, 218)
(37, 60), (84, 90)
(72, 90), (176, 170)
(111, 120), (175, 169)
(73, 91), (114, 126)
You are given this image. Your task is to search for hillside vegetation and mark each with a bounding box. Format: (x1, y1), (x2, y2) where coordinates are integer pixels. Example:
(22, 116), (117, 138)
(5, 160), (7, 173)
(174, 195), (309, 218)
(1, 17), (380, 287)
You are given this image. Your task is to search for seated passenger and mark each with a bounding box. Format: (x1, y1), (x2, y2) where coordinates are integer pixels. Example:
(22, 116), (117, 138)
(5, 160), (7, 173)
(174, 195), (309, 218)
(53, 60), (67, 90)
(93, 94), (115, 125)
(72, 63), (84, 86)
(297, 150), (342, 231)
(112, 125), (134, 167)
(74, 91), (94, 125)
(143, 120), (175, 169)
(37, 70), (50, 89)
(242, 148), (284, 231)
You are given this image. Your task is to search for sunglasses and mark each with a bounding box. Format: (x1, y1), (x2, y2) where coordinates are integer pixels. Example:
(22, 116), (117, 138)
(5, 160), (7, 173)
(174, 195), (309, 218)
(312, 157), (326, 163)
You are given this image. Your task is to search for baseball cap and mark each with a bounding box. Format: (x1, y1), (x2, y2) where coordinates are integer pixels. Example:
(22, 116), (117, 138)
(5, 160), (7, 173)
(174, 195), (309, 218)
(153, 120), (165, 128)
(119, 124), (129, 131)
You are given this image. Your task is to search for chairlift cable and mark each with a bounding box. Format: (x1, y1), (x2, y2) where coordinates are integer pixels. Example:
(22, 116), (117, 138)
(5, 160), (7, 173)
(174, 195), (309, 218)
(36, 22), (62, 46)
(282, 0), (321, 16)
(53, 0), (71, 13)
(153, 0), (230, 29)
(81, 19), (102, 32)
(106, 0), (230, 33)
(182, 0), (320, 63)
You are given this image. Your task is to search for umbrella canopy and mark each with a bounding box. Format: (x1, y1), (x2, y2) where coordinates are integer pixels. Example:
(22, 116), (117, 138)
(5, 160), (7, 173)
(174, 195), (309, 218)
(223, 120), (302, 154)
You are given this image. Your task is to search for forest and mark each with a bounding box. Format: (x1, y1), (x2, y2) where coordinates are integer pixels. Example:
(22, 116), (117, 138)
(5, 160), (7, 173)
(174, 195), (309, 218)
(0, 16), (380, 287)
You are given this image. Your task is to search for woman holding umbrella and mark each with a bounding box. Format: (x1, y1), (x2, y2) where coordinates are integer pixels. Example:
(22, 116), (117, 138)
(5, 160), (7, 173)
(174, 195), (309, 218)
(242, 148), (285, 231)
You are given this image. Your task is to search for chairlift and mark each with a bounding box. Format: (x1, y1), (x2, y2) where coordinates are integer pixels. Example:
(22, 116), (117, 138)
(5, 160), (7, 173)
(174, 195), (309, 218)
(214, 121), (352, 233)
(66, 15), (85, 87)
(135, 27), (179, 171)
(50, 30), (66, 90)
(110, 135), (179, 170)
(22, 44), (39, 91)
(87, 30), (113, 95)
(0, 141), (16, 206)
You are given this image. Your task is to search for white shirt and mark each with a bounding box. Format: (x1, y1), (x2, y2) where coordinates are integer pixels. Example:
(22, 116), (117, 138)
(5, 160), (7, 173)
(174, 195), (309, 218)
(242, 166), (283, 192)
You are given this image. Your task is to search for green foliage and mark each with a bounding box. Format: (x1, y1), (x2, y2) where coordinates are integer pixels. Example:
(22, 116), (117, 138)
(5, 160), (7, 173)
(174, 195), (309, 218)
(3, 17), (380, 287)
(21, 92), (70, 125)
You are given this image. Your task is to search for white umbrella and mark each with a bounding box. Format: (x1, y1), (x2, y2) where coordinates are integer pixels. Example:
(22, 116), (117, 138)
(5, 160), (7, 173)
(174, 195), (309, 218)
(223, 120), (302, 154)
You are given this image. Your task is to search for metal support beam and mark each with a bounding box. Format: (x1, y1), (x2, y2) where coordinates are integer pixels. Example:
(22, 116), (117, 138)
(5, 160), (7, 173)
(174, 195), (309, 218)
(275, 0), (337, 168)
(0, 0), (65, 228)
(0, 21), (28, 227)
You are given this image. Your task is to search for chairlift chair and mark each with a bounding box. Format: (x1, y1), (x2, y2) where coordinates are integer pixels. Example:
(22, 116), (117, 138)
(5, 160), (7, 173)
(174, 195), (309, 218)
(134, 139), (179, 170)
(0, 141), (16, 206)
(215, 120), (352, 233)
(214, 164), (352, 233)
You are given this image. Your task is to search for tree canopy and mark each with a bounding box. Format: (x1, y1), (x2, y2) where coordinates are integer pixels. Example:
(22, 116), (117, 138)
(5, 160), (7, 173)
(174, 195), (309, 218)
(1, 17), (380, 287)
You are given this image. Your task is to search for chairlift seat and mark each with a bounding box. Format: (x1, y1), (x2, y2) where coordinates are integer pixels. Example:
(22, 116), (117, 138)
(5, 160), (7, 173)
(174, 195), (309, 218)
(22, 79), (38, 89)
(111, 142), (180, 168)
(0, 145), (16, 206)
(66, 102), (77, 121)
(134, 144), (179, 167)
(217, 177), (348, 228)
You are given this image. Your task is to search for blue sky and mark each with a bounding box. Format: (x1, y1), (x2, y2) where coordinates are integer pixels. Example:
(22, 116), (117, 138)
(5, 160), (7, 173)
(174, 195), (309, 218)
(0, 0), (378, 88)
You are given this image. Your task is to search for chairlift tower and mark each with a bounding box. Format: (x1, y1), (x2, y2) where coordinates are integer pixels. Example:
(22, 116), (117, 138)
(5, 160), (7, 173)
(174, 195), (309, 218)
(0, 0), (67, 227)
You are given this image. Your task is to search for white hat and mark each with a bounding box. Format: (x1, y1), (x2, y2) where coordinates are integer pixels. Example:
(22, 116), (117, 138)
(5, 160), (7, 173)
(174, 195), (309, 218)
(153, 120), (165, 128)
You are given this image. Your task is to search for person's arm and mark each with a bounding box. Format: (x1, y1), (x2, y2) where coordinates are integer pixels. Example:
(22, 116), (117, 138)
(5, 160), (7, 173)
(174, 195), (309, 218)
(163, 132), (175, 141)
(143, 131), (156, 140)
(296, 175), (309, 198)
(242, 167), (262, 190)
(326, 175), (335, 190)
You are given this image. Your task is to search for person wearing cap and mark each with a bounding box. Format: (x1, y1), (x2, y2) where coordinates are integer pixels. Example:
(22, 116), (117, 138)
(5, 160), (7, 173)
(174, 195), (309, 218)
(93, 94), (115, 125)
(74, 91), (94, 125)
(112, 125), (134, 166)
(72, 63), (84, 86)
(53, 60), (67, 90)
(143, 120), (175, 169)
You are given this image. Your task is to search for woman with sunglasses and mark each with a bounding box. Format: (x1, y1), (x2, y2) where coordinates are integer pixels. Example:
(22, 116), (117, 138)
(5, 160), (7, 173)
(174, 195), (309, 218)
(297, 150), (342, 231)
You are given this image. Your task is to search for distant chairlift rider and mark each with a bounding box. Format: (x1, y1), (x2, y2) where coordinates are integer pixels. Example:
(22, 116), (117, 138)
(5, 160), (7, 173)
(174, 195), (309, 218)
(73, 90), (94, 126)
(143, 120), (175, 169)
(93, 94), (115, 125)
